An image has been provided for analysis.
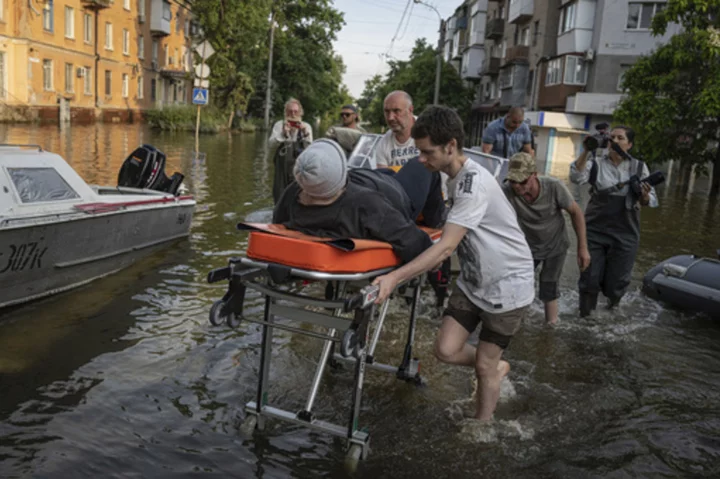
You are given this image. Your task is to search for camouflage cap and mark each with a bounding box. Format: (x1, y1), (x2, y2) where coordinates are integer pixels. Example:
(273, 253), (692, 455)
(506, 152), (537, 183)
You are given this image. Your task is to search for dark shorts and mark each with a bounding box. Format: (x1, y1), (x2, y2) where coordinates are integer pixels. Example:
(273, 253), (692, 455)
(442, 288), (528, 349)
(533, 254), (565, 302)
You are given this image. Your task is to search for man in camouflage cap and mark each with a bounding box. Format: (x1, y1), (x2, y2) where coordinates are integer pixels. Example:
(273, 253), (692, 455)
(502, 152), (591, 325)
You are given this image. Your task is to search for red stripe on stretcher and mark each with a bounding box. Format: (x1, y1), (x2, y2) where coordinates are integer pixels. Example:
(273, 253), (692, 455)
(75, 195), (195, 213)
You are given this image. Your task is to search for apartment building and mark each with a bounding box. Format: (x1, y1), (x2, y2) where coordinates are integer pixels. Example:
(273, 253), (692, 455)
(0, 0), (194, 124)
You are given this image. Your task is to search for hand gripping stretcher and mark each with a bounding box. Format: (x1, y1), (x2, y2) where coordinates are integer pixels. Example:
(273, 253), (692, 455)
(206, 223), (443, 464)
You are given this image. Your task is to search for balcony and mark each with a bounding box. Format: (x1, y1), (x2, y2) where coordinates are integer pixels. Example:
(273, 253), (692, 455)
(468, 29), (485, 47)
(485, 18), (504, 40)
(508, 0), (533, 25)
(504, 45), (529, 63)
(566, 93), (625, 115)
(151, 0), (172, 37)
(456, 16), (468, 31)
(81, 0), (111, 9)
(452, 30), (467, 59)
(482, 57), (501, 75)
(557, 29), (594, 56)
(461, 47), (485, 80)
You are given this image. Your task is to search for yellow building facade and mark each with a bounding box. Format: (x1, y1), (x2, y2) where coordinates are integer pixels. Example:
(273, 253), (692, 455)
(0, 0), (194, 123)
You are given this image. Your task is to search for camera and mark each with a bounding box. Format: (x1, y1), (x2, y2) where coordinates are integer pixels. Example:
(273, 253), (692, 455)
(288, 120), (302, 129)
(629, 170), (666, 197)
(583, 132), (610, 151)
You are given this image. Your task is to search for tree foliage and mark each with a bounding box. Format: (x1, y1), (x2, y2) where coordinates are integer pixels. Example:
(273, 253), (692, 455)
(188, 0), (347, 124)
(359, 39), (474, 128)
(613, 0), (720, 192)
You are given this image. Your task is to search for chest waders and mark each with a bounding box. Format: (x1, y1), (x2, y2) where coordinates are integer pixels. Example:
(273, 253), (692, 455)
(272, 130), (307, 204)
(579, 156), (645, 316)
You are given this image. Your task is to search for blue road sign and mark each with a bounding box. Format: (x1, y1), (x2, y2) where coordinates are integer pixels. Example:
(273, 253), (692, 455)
(192, 88), (209, 105)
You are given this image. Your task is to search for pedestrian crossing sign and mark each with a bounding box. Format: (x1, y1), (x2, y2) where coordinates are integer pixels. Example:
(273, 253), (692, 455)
(192, 88), (209, 105)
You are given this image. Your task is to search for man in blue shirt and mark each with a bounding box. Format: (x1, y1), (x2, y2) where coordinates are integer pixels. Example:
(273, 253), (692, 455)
(480, 107), (534, 159)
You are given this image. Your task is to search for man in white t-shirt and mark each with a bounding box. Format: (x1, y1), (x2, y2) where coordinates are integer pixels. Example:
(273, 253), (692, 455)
(375, 90), (420, 168)
(373, 105), (535, 422)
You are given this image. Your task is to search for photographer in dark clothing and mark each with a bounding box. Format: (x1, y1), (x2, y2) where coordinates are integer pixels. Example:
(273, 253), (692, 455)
(570, 125), (659, 316)
(273, 139), (445, 264)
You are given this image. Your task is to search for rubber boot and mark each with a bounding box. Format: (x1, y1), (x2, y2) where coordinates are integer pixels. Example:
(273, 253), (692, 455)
(579, 292), (598, 317)
(606, 295), (622, 310)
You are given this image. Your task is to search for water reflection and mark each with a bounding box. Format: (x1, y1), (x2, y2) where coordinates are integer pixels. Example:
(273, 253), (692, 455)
(0, 123), (719, 478)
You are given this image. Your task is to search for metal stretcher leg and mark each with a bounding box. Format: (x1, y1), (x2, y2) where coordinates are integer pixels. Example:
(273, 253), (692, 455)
(254, 295), (274, 430)
(396, 279), (423, 384)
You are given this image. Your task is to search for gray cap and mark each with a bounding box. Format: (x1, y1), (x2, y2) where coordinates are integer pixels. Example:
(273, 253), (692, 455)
(293, 139), (348, 199)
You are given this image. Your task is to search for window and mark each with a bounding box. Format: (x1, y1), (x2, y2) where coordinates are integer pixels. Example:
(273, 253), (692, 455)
(152, 40), (158, 62)
(564, 56), (587, 85)
(8, 168), (80, 204)
(559, 2), (576, 34)
(105, 23), (113, 50)
(174, 48), (178, 66)
(533, 21), (539, 47)
(162, 1), (171, 21)
(64, 6), (74, 38)
(0, 52), (5, 99)
(137, 75), (144, 99)
(84, 66), (92, 95)
(138, 35), (145, 59)
(617, 64), (632, 91)
(520, 26), (530, 46)
(104, 70), (111, 96)
(545, 58), (562, 86)
(65, 63), (73, 92)
(151, 78), (157, 101)
(43, 60), (53, 91)
(498, 5), (504, 19)
(122, 29), (129, 55)
(501, 39), (507, 59)
(138, 0), (145, 17)
(124, 0), (131, 10)
(627, 2), (665, 30)
(84, 14), (92, 43)
(184, 19), (190, 37)
(122, 73), (128, 98)
(0, 0), (4, 22)
(499, 66), (514, 89)
(164, 44), (169, 66)
(43, 0), (54, 32)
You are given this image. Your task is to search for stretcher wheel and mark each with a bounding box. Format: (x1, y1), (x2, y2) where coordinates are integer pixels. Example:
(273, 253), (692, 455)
(344, 444), (363, 473)
(239, 415), (258, 437)
(340, 329), (357, 358)
(209, 300), (227, 326)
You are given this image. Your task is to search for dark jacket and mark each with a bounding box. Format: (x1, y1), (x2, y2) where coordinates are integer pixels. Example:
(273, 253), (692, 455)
(273, 180), (432, 264)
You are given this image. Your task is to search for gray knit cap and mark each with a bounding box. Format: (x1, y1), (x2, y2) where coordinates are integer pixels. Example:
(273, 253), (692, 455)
(293, 139), (348, 199)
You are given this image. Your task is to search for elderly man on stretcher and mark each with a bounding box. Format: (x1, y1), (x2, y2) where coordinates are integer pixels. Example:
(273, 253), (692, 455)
(273, 138), (450, 299)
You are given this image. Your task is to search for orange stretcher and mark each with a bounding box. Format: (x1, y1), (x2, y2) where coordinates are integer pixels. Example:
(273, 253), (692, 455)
(206, 222), (444, 466)
(239, 222), (442, 273)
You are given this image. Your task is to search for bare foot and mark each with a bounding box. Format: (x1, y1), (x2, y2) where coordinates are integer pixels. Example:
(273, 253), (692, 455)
(546, 318), (558, 326)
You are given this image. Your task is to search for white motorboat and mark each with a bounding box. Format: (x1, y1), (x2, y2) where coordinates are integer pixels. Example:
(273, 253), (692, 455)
(0, 144), (196, 310)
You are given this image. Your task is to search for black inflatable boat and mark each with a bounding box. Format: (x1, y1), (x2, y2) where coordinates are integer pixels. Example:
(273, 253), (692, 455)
(642, 252), (720, 316)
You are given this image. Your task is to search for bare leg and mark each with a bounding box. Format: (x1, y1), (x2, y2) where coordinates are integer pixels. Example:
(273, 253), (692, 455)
(544, 299), (558, 325)
(474, 341), (506, 421)
(435, 315), (474, 367)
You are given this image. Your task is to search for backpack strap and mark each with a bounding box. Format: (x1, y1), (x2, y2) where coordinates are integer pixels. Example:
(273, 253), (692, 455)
(502, 130), (509, 158)
(588, 155), (599, 187)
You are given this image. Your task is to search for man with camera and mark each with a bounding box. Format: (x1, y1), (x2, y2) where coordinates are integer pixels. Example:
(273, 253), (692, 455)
(268, 98), (314, 203)
(570, 125), (661, 317)
(503, 152), (591, 325)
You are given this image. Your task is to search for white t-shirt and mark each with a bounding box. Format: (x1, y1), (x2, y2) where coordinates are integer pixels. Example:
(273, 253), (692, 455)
(446, 159), (535, 313)
(375, 130), (420, 168)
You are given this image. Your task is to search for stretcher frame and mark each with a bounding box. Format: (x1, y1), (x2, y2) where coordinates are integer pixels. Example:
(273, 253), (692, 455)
(206, 255), (428, 463)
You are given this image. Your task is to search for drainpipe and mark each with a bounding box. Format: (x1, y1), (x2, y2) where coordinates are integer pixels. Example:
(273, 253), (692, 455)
(94, 9), (100, 110)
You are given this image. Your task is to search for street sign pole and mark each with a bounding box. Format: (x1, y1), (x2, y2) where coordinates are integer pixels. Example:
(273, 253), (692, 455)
(195, 41), (206, 154)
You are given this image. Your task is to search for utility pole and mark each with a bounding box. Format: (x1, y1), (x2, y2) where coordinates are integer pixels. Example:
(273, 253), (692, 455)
(263, 9), (276, 130)
(414, 0), (443, 105)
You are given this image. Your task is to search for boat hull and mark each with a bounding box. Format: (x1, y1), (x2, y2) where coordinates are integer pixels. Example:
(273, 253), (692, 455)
(642, 255), (720, 316)
(0, 204), (194, 310)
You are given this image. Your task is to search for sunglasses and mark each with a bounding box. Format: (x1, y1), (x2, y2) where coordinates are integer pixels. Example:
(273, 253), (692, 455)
(340, 112), (354, 118)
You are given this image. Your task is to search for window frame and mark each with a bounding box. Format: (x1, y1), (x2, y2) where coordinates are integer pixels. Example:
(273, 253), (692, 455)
(138, 35), (145, 59)
(64, 6), (75, 39)
(558, 2), (576, 35)
(122, 29), (130, 56)
(43, 59), (53, 91)
(545, 57), (562, 86)
(83, 66), (92, 95)
(104, 70), (111, 97)
(137, 75), (144, 99)
(7, 167), (81, 205)
(105, 22), (113, 51)
(122, 73), (129, 98)
(64, 63), (74, 93)
(563, 55), (588, 85)
(43, 0), (54, 33)
(83, 13), (92, 44)
(626, 2), (665, 30)
(124, 0), (131, 11)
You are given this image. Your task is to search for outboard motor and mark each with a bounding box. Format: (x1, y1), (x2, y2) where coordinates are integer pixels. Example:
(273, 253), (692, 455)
(117, 144), (185, 195)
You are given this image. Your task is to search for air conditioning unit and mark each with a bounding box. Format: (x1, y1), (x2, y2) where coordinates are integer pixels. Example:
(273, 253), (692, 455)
(138, 13), (145, 24)
(76, 67), (85, 78)
(584, 49), (595, 62)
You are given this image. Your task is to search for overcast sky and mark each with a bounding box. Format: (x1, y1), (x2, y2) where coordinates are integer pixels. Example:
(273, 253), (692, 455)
(332, 0), (459, 98)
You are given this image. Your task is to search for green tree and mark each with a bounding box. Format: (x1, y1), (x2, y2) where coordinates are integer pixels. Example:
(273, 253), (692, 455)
(360, 39), (474, 129)
(613, 0), (720, 194)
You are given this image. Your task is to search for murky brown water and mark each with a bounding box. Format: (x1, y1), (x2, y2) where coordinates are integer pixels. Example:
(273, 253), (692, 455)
(1, 123), (719, 478)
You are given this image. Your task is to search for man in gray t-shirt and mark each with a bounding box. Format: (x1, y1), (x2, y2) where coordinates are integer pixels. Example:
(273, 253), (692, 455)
(502, 152), (591, 324)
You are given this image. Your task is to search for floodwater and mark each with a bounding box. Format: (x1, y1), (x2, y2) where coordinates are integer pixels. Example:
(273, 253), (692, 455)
(1, 123), (719, 478)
